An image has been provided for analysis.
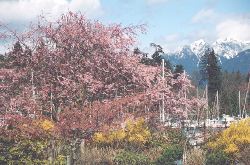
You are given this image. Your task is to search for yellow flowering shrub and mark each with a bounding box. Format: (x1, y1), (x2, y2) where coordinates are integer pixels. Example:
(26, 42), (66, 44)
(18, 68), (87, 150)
(40, 119), (54, 131)
(93, 132), (107, 143)
(93, 118), (151, 145)
(207, 118), (250, 154)
(33, 119), (55, 132)
(126, 118), (151, 144)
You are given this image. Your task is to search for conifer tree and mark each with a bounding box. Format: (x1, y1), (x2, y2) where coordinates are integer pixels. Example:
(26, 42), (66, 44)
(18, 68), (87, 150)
(199, 48), (222, 107)
(173, 64), (184, 79)
(150, 43), (172, 71)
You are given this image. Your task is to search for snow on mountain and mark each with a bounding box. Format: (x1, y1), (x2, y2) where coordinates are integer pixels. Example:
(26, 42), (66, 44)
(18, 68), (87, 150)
(163, 38), (250, 73)
(166, 38), (249, 59)
(190, 39), (210, 58)
(175, 45), (194, 58)
(167, 39), (209, 58)
(213, 38), (250, 59)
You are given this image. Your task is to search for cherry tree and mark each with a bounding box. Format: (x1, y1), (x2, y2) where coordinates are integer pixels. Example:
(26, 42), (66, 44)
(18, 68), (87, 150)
(0, 12), (205, 138)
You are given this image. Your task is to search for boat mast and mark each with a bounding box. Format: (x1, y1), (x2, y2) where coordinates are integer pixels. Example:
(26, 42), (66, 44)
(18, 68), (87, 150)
(206, 85), (208, 120)
(242, 77), (250, 118)
(239, 90), (241, 118)
(161, 59), (165, 123)
(197, 87), (200, 123)
(216, 90), (219, 119)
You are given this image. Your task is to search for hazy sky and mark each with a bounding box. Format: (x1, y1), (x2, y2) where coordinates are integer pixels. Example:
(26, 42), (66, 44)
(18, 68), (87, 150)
(0, 0), (250, 53)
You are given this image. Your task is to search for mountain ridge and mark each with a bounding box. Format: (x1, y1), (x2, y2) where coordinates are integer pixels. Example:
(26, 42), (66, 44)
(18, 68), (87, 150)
(163, 38), (250, 74)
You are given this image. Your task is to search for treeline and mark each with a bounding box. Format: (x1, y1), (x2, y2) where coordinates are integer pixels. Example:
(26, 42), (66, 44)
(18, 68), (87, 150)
(192, 48), (249, 117)
(220, 71), (249, 116)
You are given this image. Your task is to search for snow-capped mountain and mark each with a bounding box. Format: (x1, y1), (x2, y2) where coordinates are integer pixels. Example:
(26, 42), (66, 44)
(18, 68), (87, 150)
(163, 38), (250, 73)
(213, 38), (250, 59)
(166, 38), (249, 59)
(190, 39), (210, 58)
(175, 45), (195, 58)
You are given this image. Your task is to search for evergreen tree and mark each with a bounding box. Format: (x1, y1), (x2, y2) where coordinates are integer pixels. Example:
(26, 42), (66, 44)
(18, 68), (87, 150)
(174, 64), (184, 74)
(220, 71), (248, 116)
(134, 47), (154, 66)
(150, 43), (163, 65)
(199, 48), (222, 107)
(150, 43), (173, 71)
(173, 64), (184, 79)
(13, 41), (23, 53)
(138, 43), (173, 71)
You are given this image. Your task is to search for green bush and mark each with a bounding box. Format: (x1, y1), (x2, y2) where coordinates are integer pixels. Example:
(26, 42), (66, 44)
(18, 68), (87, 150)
(149, 129), (185, 149)
(166, 128), (186, 145)
(155, 144), (183, 165)
(206, 150), (231, 165)
(114, 151), (151, 165)
(0, 138), (66, 164)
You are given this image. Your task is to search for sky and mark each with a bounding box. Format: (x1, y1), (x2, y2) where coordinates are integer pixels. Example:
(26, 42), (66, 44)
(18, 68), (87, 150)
(0, 0), (250, 53)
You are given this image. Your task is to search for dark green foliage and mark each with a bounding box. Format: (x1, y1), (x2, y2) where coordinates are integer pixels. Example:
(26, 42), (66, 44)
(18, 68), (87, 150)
(167, 128), (186, 145)
(0, 137), (66, 164)
(206, 150), (231, 165)
(150, 42), (173, 70)
(134, 47), (158, 66)
(155, 144), (183, 165)
(219, 71), (248, 116)
(0, 138), (49, 164)
(114, 151), (151, 165)
(13, 41), (23, 53)
(173, 64), (184, 79)
(190, 70), (203, 87)
(140, 57), (156, 66)
(190, 69), (249, 116)
(134, 47), (148, 58)
(174, 64), (184, 74)
(138, 43), (173, 71)
(0, 54), (5, 70)
(151, 43), (163, 65)
(199, 48), (222, 107)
